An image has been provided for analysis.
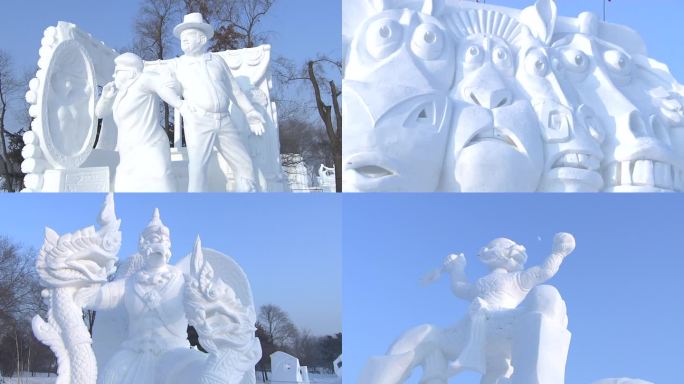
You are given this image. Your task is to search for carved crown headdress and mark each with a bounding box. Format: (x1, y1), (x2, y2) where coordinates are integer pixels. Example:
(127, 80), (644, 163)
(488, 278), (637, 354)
(444, 8), (526, 46)
(139, 208), (171, 247)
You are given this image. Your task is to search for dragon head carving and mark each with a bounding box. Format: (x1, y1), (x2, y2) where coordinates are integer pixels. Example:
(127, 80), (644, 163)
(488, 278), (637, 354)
(185, 236), (256, 354)
(36, 193), (121, 288)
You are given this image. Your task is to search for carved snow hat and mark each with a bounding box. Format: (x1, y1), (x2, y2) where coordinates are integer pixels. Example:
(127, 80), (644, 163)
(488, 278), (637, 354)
(114, 52), (144, 73)
(173, 12), (214, 39)
(140, 208), (171, 245)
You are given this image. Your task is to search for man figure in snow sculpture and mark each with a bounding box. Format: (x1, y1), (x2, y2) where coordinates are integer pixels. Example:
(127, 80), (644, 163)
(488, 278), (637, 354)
(342, 0), (456, 192)
(439, 5), (544, 192)
(166, 13), (266, 192)
(78, 209), (192, 383)
(514, 0), (605, 192)
(96, 53), (182, 192)
(359, 233), (575, 384)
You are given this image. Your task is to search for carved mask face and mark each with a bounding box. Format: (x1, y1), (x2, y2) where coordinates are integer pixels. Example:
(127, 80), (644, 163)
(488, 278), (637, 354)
(343, 6), (455, 191)
(140, 233), (171, 269)
(553, 29), (679, 192)
(442, 34), (544, 192)
(515, 33), (605, 192)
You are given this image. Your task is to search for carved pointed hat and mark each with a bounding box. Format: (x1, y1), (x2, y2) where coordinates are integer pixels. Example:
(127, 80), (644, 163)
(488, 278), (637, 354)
(174, 12), (214, 39)
(140, 208), (171, 243)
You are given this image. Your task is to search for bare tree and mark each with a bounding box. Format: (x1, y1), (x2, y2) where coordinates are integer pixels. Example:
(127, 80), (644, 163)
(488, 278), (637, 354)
(132, 0), (182, 139)
(228, 0), (275, 49)
(257, 304), (298, 350)
(0, 51), (24, 192)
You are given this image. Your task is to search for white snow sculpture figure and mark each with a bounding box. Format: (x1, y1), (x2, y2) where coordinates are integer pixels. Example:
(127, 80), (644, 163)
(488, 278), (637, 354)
(440, 4), (544, 192)
(551, 12), (680, 192)
(33, 195), (260, 384)
(343, 0), (456, 192)
(359, 233), (575, 384)
(32, 194), (121, 384)
(95, 53), (181, 192)
(515, 0), (605, 192)
(166, 12), (266, 193)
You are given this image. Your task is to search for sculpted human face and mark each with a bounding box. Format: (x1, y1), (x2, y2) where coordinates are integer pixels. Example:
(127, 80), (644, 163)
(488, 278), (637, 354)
(343, 6), (455, 191)
(113, 68), (137, 90)
(442, 34), (544, 192)
(553, 27), (679, 192)
(180, 29), (207, 56)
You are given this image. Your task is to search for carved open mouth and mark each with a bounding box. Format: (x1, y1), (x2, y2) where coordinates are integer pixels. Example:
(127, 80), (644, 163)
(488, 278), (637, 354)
(551, 152), (600, 171)
(604, 159), (680, 191)
(353, 165), (395, 179)
(465, 127), (520, 150)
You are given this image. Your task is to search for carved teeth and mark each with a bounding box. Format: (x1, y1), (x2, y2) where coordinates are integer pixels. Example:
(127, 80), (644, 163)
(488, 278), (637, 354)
(631, 160), (654, 186)
(606, 160), (680, 191)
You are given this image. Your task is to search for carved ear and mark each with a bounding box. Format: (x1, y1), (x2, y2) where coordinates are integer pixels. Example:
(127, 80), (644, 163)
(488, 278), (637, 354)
(520, 0), (557, 44)
(421, 0), (444, 16)
(369, 0), (388, 12)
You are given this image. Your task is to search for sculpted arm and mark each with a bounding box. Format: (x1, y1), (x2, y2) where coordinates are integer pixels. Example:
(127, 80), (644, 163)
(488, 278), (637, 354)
(77, 278), (126, 311)
(518, 233), (575, 291)
(220, 58), (266, 135)
(141, 73), (184, 110)
(444, 253), (477, 301)
(95, 82), (117, 118)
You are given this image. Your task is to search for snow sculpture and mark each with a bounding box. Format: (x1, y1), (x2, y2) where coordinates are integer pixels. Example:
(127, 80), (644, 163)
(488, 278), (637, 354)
(593, 380), (654, 384)
(32, 194), (261, 384)
(343, 0), (684, 192)
(359, 233), (575, 384)
(23, 16), (286, 192)
(270, 351), (310, 384)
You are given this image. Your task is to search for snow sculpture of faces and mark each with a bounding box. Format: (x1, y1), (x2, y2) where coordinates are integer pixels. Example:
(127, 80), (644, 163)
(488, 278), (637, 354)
(516, 0), (605, 192)
(592, 22), (683, 191)
(343, 0), (456, 192)
(440, 7), (544, 192)
(552, 12), (679, 192)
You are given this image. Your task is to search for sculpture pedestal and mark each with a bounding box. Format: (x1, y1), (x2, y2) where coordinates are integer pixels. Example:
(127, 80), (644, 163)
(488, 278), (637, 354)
(511, 312), (571, 384)
(42, 167), (110, 192)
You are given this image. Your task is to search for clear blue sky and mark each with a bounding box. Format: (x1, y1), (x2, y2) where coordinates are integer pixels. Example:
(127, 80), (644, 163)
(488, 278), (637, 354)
(344, 194), (684, 383)
(0, 193), (341, 336)
(0, 0), (340, 71)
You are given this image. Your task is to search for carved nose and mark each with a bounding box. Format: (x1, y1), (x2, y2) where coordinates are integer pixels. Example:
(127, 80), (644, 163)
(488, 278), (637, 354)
(469, 88), (512, 110)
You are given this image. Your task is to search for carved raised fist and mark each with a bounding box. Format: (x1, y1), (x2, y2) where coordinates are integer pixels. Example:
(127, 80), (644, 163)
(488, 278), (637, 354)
(552, 232), (575, 255)
(444, 253), (467, 271)
(102, 82), (117, 99)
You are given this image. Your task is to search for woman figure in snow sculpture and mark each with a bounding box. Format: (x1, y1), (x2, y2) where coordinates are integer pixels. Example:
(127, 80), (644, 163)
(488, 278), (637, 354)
(359, 233), (575, 384)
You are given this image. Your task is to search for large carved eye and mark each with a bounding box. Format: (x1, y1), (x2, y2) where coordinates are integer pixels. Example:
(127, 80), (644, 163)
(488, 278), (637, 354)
(464, 44), (484, 66)
(524, 48), (550, 77)
(560, 48), (589, 73)
(411, 23), (445, 60)
(365, 18), (403, 60)
(492, 46), (513, 69)
(603, 49), (632, 76)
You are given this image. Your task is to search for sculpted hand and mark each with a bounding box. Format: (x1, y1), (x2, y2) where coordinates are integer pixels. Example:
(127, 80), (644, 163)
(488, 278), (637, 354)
(101, 82), (117, 99)
(444, 253), (466, 272)
(246, 110), (266, 136)
(552, 232), (575, 256)
(179, 101), (199, 118)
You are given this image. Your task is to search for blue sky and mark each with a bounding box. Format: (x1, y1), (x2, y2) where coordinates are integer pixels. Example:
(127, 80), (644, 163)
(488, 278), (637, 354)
(344, 193), (684, 383)
(0, 0), (340, 71)
(0, 193), (341, 336)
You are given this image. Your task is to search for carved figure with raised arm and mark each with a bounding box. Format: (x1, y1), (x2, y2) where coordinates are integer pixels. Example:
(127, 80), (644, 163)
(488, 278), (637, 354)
(359, 233), (575, 384)
(167, 13), (266, 192)
(95, 53), (183, 192)
(32, 195), (261, 384)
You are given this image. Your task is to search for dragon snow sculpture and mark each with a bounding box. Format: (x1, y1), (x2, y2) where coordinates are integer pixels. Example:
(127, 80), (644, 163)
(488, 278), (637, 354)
(343, 0), (684, 192)
(32, 194), (261, 384)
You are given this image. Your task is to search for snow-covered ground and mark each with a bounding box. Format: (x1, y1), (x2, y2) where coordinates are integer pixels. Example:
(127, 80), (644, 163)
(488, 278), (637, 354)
(1, 372), (56, 384)
(4, 372), (340, 384)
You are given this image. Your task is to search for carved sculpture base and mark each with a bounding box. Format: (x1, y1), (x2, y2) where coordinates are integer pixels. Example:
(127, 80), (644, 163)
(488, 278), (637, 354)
(42, 167), (110, 192)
